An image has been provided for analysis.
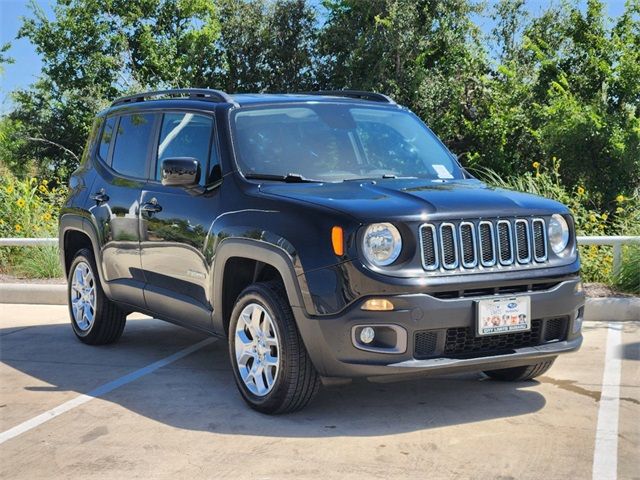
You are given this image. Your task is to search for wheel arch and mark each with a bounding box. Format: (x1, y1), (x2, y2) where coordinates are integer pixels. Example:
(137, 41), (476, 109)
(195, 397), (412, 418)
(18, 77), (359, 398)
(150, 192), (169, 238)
(212, 238), (308, 336)
(59, 214), (111, 297)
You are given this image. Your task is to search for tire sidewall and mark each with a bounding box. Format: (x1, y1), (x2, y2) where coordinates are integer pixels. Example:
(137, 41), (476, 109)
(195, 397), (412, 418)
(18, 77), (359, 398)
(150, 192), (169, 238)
(67, 249), (103, 339)
(228, 286), (291, 411)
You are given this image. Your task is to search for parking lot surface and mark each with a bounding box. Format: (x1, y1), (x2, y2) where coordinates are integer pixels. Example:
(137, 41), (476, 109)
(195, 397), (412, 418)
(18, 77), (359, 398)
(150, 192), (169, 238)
(1, 304), (638, 479)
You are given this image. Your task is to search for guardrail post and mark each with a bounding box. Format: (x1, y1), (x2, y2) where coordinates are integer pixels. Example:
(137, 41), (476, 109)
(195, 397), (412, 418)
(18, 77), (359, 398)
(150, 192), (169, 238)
(612, 243), (622, 278)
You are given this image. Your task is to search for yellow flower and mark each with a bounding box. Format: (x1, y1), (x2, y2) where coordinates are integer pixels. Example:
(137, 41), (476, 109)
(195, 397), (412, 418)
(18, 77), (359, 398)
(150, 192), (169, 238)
(16, 198), (26, 208)
(38, 185), (48, 193)
(532, 161), (540, 169)
(552, 156), (557, 161)
(616, 194), (625, 203)
(0, 218), (4, 225)
(41, 179), (49, 186)
(5, 185), (14, 194)
(577, 186), (585, 195)
(14, 224), (22, 233)
(42, 212), (52, 222)
(30, 177), (37, 185)
(34, 225), (41, 232)
(589, 214), (597, 222)
(601, 213), (608, 221)
(616, 207), (624, 213)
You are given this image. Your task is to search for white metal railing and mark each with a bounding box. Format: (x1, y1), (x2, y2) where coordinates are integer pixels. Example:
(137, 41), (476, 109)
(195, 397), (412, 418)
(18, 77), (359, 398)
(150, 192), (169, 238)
(577, 236), (640, 276)
(1, 235), (638, 275)
(0, 237), (58, 247)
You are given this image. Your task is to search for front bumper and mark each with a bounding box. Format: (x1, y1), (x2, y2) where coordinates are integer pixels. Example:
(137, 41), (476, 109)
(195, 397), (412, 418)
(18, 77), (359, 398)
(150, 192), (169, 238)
(293, 278), (585, 378)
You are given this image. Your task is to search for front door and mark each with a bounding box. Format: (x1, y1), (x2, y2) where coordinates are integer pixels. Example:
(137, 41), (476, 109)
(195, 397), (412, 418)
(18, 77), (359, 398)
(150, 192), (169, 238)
(139, 111), (222, 330)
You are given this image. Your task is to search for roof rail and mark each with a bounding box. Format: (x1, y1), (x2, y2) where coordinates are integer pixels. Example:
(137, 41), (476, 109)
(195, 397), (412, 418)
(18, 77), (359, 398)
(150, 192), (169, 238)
(111, 88), (237, 107)
(303, 90), (396, 105)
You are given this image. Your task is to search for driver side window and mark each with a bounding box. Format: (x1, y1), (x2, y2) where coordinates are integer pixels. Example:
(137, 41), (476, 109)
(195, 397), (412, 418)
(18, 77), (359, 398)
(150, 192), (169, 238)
(156, 113), (215, 185)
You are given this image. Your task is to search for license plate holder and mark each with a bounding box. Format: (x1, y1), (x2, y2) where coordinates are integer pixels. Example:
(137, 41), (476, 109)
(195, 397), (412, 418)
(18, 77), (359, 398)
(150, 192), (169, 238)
(476, 296), (531, 337)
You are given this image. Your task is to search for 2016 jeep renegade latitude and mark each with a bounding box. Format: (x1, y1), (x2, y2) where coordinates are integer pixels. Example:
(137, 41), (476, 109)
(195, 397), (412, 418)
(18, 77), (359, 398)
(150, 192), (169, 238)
(60, 88), (585, 414)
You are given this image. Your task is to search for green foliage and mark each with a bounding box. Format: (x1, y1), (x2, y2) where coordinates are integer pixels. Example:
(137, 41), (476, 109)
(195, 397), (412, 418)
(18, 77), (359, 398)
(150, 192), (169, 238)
(614, 245), (640, 294)
(477, 159), (640, 284)
(12, 246), (63, 279)
(0, 170), (66, 278)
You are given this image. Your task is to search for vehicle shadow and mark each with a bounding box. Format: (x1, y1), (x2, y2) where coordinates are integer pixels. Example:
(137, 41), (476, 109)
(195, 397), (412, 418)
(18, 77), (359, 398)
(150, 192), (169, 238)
(1, 318), (547, 437)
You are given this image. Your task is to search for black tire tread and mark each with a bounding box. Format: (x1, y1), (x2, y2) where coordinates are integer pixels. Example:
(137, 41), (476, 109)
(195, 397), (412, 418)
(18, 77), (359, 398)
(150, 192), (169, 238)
(484, 358), (556, 381)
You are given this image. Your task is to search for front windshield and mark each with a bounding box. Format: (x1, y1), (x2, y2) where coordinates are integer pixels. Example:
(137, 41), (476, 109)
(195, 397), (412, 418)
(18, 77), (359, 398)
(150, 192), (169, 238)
(232, 104), (462, 182)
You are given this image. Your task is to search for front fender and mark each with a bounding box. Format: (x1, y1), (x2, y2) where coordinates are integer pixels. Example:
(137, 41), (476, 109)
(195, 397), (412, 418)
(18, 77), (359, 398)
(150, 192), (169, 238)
(211, 238), (314, 333)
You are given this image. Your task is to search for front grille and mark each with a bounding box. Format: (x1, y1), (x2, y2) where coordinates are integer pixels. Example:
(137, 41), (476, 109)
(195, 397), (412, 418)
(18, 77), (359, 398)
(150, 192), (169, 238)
(420, 218), (548, 272)
(413, 317), (569, 360)
(444, 319), (541, 358)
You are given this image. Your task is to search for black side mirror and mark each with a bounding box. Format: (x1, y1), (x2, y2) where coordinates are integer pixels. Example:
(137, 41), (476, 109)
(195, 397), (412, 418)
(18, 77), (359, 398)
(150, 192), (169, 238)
(161, 157), (200, 187)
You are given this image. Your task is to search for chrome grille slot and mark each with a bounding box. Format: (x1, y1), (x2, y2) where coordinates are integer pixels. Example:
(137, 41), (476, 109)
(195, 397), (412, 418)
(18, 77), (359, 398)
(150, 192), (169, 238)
(439, 223), (458, 269)
(419, 217), (548, 273)
(419, 224), (438, 270)
(459, 222), (477, 268)
(497, 220), (514, 265)
(478, 221), (496, 266)
(515, 219), (531, 263)
(532, 218), (547, 262)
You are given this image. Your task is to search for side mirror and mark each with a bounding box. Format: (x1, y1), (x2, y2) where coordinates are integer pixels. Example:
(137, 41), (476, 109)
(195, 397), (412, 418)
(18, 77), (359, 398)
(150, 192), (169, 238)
(161, 157), (200, 187)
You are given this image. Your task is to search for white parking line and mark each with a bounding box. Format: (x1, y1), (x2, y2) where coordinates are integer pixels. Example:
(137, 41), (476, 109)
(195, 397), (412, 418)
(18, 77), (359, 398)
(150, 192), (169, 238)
(592, 322), (622, 480)
(0, 337), (216, 445)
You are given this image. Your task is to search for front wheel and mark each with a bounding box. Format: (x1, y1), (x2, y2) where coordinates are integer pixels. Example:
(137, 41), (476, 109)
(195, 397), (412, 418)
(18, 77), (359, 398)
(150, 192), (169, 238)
(228, 281), (320, 414)
(483, 358), (556, 381)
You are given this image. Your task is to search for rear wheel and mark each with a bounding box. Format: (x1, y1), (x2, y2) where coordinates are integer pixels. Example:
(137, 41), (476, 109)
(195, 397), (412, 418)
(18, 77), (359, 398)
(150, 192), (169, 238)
(228, 281), (320, 414)
(67, 248), (126, 345)
(483, 358), (556, 381)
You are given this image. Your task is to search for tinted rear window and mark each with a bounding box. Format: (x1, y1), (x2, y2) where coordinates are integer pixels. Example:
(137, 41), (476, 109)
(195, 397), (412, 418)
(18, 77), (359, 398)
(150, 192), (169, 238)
(111, 113), (155, 178)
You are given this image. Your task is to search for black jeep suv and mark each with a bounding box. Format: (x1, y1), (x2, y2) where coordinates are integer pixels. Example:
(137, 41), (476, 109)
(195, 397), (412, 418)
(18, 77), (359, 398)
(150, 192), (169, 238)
(60, 89), (585, 413)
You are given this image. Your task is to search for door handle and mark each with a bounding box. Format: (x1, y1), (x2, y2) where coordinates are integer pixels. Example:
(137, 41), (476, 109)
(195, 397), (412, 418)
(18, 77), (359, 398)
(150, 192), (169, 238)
(90, 189), (109, 204)
(141, 198), (162, 214)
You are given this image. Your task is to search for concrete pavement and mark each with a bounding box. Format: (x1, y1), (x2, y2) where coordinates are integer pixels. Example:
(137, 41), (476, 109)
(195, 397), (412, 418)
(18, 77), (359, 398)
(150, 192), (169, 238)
(0, 305), (638, 479)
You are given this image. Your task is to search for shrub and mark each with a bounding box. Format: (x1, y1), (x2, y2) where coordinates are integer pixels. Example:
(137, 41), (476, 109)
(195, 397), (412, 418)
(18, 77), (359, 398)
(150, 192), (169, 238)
(613, 245), (640, 294)
(0, 171), (66, 277)
(475, 158), (640, 285)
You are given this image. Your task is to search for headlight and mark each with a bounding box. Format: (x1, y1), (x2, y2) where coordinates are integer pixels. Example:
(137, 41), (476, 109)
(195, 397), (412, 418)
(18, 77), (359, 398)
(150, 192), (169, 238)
(362, 223), (402, 266)
(548, 214), (570, 254)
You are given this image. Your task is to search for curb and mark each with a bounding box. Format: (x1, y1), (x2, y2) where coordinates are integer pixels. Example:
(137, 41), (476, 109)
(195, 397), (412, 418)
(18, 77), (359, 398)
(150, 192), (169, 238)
(583, 296), (639, 322)
(0, 283), (67, 305)
(0, 283), (637, 321)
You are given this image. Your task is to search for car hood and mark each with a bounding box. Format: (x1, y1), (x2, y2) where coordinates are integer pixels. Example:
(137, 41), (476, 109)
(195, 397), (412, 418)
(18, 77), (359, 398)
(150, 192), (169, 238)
(258, 178), (568, 222)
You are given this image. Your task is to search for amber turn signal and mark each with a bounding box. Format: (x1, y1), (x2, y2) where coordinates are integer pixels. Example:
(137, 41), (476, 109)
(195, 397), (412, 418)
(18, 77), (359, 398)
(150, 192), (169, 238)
(331, 226), (344, 256)
(361, 298), (394, 311)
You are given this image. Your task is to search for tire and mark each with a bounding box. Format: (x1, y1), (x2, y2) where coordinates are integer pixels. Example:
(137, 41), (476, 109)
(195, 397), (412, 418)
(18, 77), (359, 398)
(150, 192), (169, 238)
(67, 248), (126, 345)
(228, 281), (320, 414)
(483, 358), (556, 381)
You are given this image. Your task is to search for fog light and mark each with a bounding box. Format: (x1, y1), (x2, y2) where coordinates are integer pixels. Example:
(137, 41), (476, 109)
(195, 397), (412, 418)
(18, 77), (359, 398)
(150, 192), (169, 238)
(360, 327), (375, 344)
(361, 298), (394, 311)
(575, 281), (584, 294)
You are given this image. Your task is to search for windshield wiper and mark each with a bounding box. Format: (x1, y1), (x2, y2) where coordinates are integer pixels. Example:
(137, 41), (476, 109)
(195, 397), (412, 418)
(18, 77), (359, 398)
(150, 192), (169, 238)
(244, 173), (321, 183)
(343, 174), (418, 182)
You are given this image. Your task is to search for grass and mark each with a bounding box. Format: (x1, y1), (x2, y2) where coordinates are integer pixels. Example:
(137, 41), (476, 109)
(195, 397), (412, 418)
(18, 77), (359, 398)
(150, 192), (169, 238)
(613, 245), (640, 294)
(5, 246), (63, 279)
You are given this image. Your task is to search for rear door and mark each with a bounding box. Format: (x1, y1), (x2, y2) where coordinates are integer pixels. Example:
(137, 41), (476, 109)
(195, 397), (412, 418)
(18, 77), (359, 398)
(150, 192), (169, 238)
(89, 112), (158, 307)
(139, 110), (223, 330)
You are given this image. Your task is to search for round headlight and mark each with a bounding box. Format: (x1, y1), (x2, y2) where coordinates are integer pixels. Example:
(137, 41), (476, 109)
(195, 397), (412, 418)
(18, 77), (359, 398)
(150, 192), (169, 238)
(362, 223), (402, 266)
(548, 214), (570, 254)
